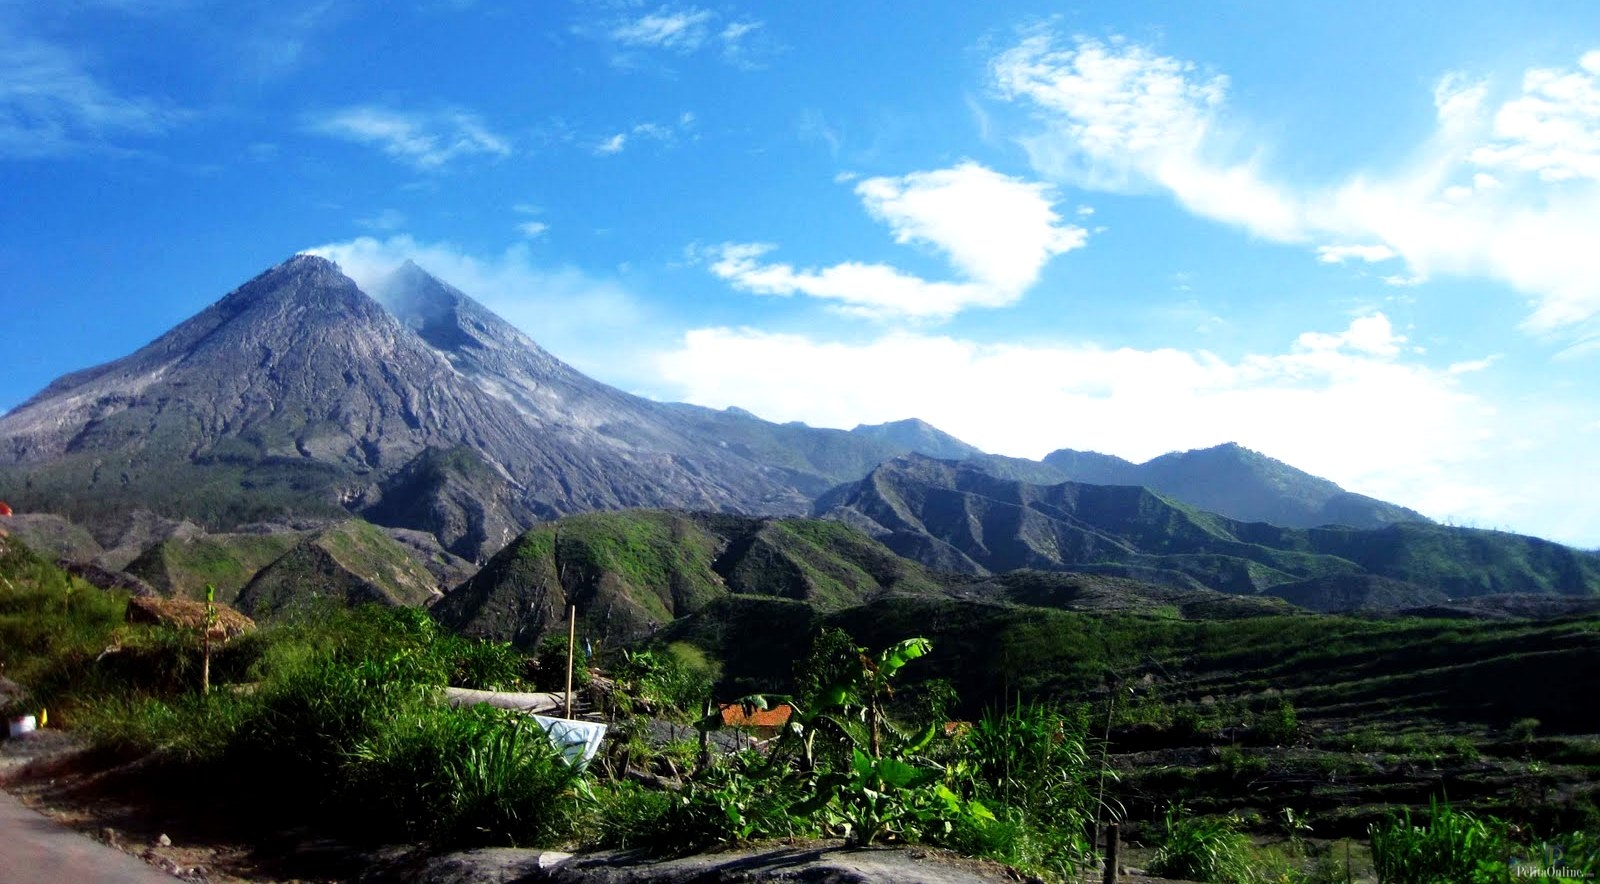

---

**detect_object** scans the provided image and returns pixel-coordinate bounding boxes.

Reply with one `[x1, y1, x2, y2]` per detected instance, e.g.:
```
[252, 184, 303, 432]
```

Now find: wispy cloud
[592, 112, 695, 155]
[706, 161, 1086, 319]
[309, 105, 511, 169]
[0, 26, 182, 158]
[1317, 244, 1398, 264]
[991, 33, 1600, 347]
[609, 6, 715, 51]
[600, 4, 767, 67]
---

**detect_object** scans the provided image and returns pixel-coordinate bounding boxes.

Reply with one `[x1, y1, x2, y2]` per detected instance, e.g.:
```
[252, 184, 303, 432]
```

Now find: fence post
[1103, 822, 1120, 884]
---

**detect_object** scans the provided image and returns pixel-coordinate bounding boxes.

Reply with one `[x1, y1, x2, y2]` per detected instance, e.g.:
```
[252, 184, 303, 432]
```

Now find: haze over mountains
[2, 253, 1593, 618]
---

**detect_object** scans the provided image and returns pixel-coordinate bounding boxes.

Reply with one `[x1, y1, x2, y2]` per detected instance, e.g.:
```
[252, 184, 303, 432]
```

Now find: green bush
[646, 751, 811, 852]
[444, 637, 528, 691]
[345, 703, 583, 846]
[1254, 700, 1298, 745]
[55, 605, 587, 848]
[1148, 806, 1258, 884]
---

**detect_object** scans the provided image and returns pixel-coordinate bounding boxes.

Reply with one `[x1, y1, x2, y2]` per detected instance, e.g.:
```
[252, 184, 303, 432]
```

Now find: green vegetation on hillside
[430, 510, 952, 649]
[124, 531, 304, 603]
[234, 519, 440, 618]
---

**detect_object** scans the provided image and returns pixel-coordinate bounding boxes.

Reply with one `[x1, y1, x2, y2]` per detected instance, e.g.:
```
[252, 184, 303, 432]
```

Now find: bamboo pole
[564, 604, 576, 719]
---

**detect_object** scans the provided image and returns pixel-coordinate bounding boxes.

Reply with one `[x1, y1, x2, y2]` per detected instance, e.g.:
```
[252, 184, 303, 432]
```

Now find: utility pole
[564, 604, 577, 719]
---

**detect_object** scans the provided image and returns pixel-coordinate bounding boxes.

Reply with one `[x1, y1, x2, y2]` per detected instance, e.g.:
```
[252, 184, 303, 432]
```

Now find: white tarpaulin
[530, 714, 607, 767]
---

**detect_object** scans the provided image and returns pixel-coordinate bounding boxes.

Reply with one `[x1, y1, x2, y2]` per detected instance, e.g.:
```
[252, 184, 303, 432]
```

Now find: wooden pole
[564, 604, 576, 719]
[1103, 822, 1120, 884]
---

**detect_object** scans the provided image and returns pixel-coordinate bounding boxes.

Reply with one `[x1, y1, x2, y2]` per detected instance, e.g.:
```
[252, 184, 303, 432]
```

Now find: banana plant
[695, 637, 990, 845]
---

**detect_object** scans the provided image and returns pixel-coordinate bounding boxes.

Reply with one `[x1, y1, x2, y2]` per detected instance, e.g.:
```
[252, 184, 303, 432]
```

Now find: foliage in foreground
[1148, 806, 1259, 884]
[1369, 798, 1597, 883]
[72, 604, 581, 846]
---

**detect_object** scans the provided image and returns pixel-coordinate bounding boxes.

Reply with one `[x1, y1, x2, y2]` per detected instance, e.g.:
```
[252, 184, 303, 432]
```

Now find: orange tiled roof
[719, 702, 794, 729]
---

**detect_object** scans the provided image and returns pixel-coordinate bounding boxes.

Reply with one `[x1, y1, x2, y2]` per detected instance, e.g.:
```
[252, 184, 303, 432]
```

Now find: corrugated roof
[719, 702, 794, 729]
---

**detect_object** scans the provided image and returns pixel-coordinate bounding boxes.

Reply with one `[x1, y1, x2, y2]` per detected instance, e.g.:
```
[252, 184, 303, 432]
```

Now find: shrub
[444, 637, 528, 691]
[1254, 700, 1298, 745]
[344, 703, 584, 846]
[584, 781, 677, 849]
[1148, 806, 1258, 884]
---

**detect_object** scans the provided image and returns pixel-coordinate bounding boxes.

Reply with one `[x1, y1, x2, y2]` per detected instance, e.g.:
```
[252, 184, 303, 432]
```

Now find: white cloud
[0, 27, 181, 157]
[707, 243, 1014, 319]
[707, 161, 1085, 319]
[991, 34, 1305, 241]
[720, 21, 760, 44]
[1317, 244, 1398, 264]
[1469, 52, 1600, 182]
[516, 221, 549, 239]
[595, 133, 627, 155]
[655, 313, 1509, 524]
[1293, 313, 1406, 358]
[1382, 274, 1427, 288]
[310, 106, 511, 169]
[1448, 355, 1500, 374]
[991, 34, 1600, 342]
[856, 161, 1088, 292]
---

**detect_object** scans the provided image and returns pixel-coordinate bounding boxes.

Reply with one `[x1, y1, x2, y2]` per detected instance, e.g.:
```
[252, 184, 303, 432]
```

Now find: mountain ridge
[816, 454, 1600, 602]
[1042, 442, 1428, 529]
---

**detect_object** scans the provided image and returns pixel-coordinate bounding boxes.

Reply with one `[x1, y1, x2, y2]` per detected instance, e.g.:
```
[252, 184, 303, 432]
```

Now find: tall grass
[345, 704, 584, 845]
[1147, 806, 1258, 884]
[1369, 798, 1597, 883]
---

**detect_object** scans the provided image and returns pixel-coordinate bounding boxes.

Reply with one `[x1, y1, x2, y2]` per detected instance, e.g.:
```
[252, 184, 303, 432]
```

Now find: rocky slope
[1043, 442, 1428, 529]
[816, 455, 1600, 601]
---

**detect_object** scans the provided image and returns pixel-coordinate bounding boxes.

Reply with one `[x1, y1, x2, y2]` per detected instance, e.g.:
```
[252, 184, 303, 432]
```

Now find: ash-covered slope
[816, 455, 1600, 601]
[0, 255, 476, 528]
[0, 255, 940, 558]
[1042, 442, 1428, 530]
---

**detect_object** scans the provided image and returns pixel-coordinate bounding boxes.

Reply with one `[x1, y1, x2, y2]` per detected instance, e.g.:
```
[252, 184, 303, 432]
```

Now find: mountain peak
[848, 418, 983, 459]
[287, 252, 339, 271]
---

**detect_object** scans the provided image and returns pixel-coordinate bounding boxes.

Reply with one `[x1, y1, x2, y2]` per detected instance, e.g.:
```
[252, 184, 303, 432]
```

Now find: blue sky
[3, 0, 1600, 547]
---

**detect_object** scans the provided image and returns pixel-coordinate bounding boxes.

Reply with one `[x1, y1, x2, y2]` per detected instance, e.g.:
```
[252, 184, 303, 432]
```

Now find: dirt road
[0, 786, 177, 883]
